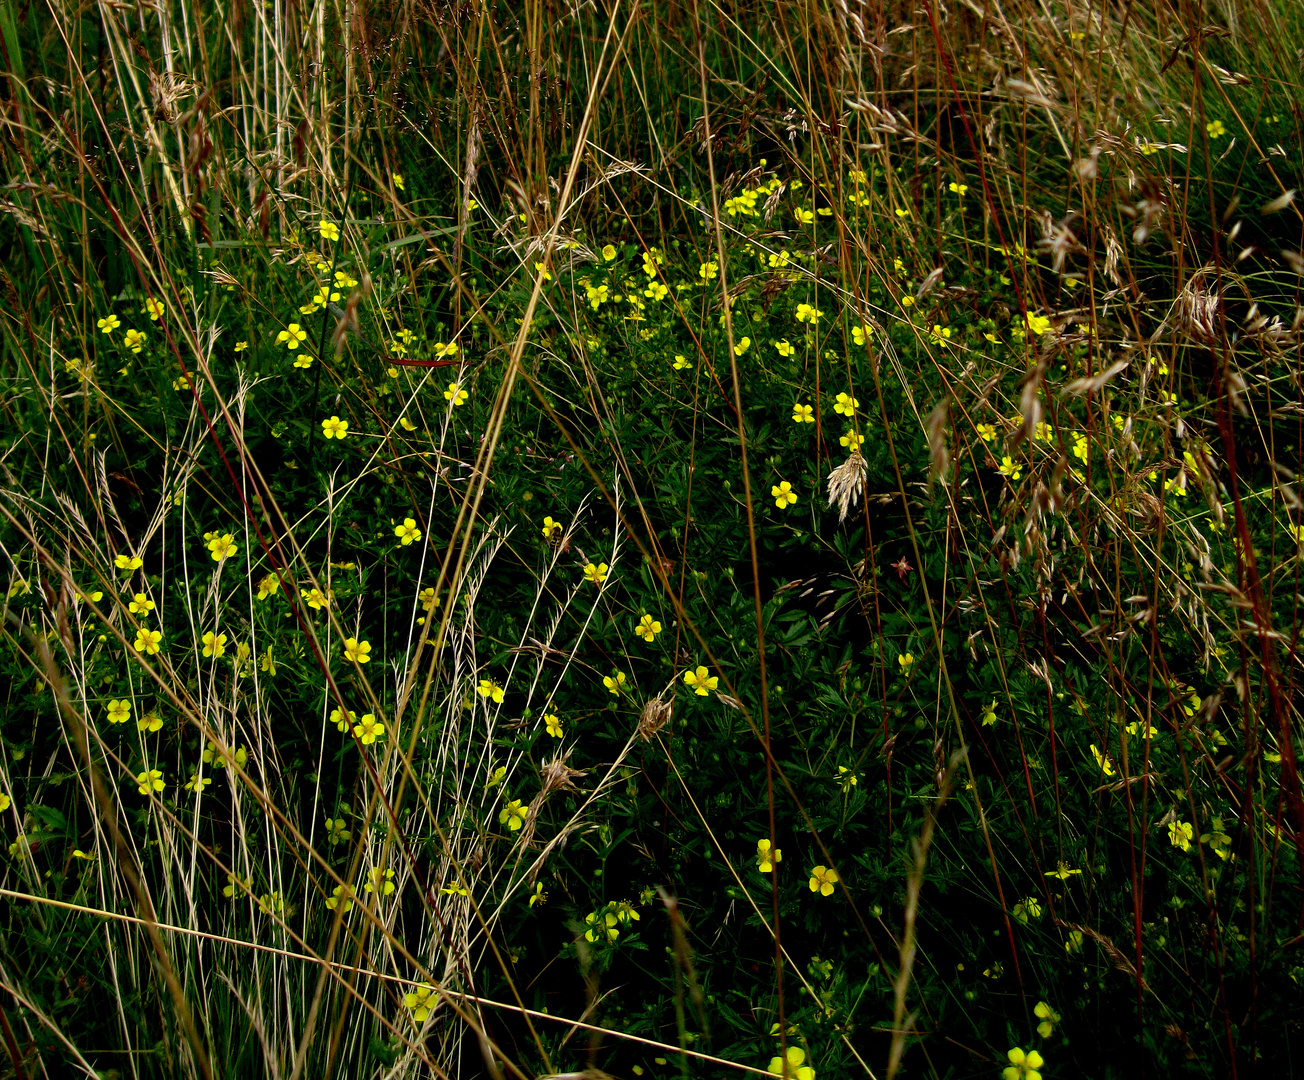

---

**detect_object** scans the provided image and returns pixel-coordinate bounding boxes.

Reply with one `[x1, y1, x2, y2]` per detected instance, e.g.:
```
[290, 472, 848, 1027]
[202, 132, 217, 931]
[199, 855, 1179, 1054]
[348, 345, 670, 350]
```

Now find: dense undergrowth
[0, 0, 1302, 1077]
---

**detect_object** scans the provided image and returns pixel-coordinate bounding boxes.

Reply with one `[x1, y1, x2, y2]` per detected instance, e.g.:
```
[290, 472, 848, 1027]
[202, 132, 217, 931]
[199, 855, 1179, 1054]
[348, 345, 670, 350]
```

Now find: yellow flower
[134, 628, 162, 655]
[201, 631, 227, 659]
[277, 323, 308, 349]
[981, 700, 998, 726]
[142, 297, 165, 321]
[128, 593, 155, 615]
[320, 415, 348, 439]
[405, 984, 436, 1023]
[352, 713, 384, 744]
[541, 516, 563, 541]
[976, 422, 998, 443]
[999, 456, 1022, 481]
[757, 838, 782, 872]
[949, 181, 968, 196]
[184, 772, 210, 792]
[392, 172, 405, 190]
[545, 712, 563, 738]
[1206, 119, 1225, 139]
[851, 324, 872, 346]
[477, 678, 505, 704]
[135, 769, 165, 795]
[733, 336, 752, 356]
[1167, 820, 1193, 852]
[0, 791, 9, 812]
[795, 303, 822, 324]
[106, 699, 132, 725]
[833, 392, 859, 417]
[768, 1045, 815, 1080]
[808, 865, 839, 895]
[1090, 744, 1115, 776]
[394, 517, 422, 546]
[300, 586, 331, 611]
[319, 218, 340, 242]
[602, 671, 627, 695]
[444, 382, 468, 406]
[897, 652, 913, 675]
[583, 562, 609, 586]
[776, 339, 794, 357]
[98, 314, 120, 334]
[672, 354, 692, 370]
[1002, 1046, 1044, 1080]
[292, 354, 313, 370]
[1033, 420, 1054, 444]
[698, 260, 718, 282]
[771, 481, 797, 509]
[124, 328, 145, 353]
[529, 882, 548, 906]
[1024, 313, 1052, 336]
[499, 799, 528, 832]
[365, 867, 397, 895]
[1044, 861, 1082, 879]
[343, 638, 371, 664]
[432, 341, 459, 358]
[1034, 1002, 1059, 1039]
[115, 554, 143, 571]
[137, 711, 163, 733]
[683, 666, 718, 696]
[836, 765, 858, 792]
[794, 207, 814, 225]
[929, 324, 952, 345]
[792, 403, 814, 423]
[634, 614, 661, 642]
[839, 430, 865, 451]
[207, 533, 238, 561]
[330, 708, 354, 732]
[325, 883, 354, 912]
[602, 243, 617, 261]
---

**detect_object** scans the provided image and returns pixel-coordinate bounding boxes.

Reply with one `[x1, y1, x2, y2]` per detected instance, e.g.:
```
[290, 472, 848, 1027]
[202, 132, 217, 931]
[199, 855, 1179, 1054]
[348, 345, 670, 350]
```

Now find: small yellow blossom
[477, 678, 505, 704]
[277, 323, 309, 349]
[394, 517, 422, 546]
[634, 614, 661, 642]
[343, 638, 371, 664]
[757, 838, 782, 872]
[320, 415, 348, 439]
[134, 628, 162, 655]
[135, 769, 165, 795]
[771, 481, 797, 509]
[808, 865, 840, 896]
[792, 403, 814, 423]
[683, 666, 718, 696]
[499, 799, 528, 832]
[583, 562, 609, 586]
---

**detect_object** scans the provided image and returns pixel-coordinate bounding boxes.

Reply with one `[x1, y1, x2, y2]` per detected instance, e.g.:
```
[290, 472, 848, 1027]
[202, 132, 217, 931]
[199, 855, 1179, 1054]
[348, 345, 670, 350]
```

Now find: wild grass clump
[0, 0, 1301, 1077]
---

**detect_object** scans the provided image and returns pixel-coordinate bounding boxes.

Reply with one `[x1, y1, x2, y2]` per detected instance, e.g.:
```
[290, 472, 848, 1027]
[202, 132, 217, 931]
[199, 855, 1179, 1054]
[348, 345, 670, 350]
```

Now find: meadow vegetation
[0, 0, 1302, 1076]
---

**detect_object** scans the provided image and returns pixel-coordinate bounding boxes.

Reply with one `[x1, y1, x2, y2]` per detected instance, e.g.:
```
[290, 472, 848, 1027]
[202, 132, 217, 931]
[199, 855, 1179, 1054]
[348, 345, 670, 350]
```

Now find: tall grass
[0, 0, 1301, 1077]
